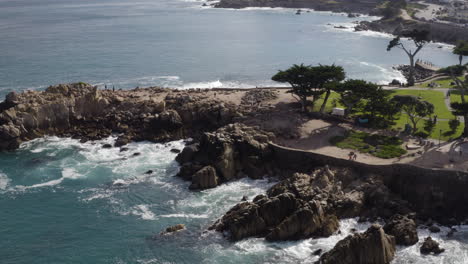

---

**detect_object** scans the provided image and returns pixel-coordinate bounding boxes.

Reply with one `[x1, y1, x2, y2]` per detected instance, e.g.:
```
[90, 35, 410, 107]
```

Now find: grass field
[330, 131, 407, 159]
[389, 89, 454, 119]
[419, 76, 465, 89]
[393, 116, 462, 141]
[313, 89, 460, 140]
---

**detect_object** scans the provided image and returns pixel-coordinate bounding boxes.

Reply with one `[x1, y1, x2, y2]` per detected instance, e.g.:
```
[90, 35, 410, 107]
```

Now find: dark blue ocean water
[1, 1, 467, 263]
[0, 0, 459, 99]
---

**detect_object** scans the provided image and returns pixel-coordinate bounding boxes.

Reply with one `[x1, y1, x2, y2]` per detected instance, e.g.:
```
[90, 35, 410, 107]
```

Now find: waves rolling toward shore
[0, 136, 467, 263]
[0, 0, 458, 98]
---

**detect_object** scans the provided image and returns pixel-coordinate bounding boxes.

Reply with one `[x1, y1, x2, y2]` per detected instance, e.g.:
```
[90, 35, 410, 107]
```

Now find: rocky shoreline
[213, 0, 381, 15]
[1, 83, 464, 263]
[212, 0, 468, 45]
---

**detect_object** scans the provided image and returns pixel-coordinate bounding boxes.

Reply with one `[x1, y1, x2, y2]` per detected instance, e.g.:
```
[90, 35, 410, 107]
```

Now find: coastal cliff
[2, 83, 465, 262]
[0, 83, 240, 151]
[214, 0, 382, 14]
[214, 0, 468, 45]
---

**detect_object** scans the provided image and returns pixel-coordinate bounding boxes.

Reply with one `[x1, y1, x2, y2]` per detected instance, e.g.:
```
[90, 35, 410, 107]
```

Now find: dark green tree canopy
[454, 41, 468, 57]
[387, 29, 430, 86]
[453, 40, 468, 65]
[392, 95, 435, 133]
[336, 79, 379, 116]
[272, 63, 345, 112]
[387, 29, 430, 52]
[272, 64, 317, 98]
[451, 102, 468, 117]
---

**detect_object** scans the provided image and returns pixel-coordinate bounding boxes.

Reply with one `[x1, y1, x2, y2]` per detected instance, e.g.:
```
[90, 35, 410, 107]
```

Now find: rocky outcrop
[214, 0, 381, 14]
[160, 224, 186, 235]
[0, 83, 241, 151]
[420, 237, 445, 255]
[383, 214, 418, 246]
[209, 191, 339, 241]
[210, 165, 415, 241]
[355, 17, 468, 45]
[189, 166, 219, 190]
[176, 123, 275, 189]
[318, 224, 396, 264]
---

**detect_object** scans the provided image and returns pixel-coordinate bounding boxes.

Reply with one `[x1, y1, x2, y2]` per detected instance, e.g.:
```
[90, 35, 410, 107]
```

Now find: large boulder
[420, 237, 445, 255]
[189, 166, 219, 190]
[318, 224, 396, 264]
[266, 200, 339, 241]
[383, 214, 418, 246]
[175, 123, 275, 185]
[210, 182, 339, 241]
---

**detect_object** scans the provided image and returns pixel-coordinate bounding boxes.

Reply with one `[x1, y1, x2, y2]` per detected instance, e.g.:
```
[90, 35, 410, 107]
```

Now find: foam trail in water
[19, 168, 83, 189]
[131, 204, 156, 220]
[0, 173, 11, 190]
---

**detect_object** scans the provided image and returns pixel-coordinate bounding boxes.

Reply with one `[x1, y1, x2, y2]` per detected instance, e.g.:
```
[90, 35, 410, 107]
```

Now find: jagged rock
[420, 237, 444, 255]
[429, 225, 441, 233]
[211, 201, 266, 241]
[175, 144, 199, 164]
[170, 148, 181, 154]
[5, 92, 18, 104]
[160, 224, 185, 235]
[383, 214, 418, 246]
[313, 249, 323, 256]
[176, 123, 275, 182]
[115, 136, 131, 147]
[318, 224, 396, 264]
[210, 183, 339, 241]
[189, 166, 219, 190]
[266, 201, 339, 241]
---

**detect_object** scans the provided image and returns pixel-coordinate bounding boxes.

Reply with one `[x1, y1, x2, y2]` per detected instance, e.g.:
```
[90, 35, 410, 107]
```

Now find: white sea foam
[131, 204, 156, 220]
[159, 213, 208, 219]
[19, 168, 83, 189]
[0, 173, 11, 190]
[359, 61, 406, 84]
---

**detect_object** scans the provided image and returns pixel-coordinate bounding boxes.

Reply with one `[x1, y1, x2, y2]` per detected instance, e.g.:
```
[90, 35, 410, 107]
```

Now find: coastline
[2, 82, 467, 262]
[210, 0, 468, 45]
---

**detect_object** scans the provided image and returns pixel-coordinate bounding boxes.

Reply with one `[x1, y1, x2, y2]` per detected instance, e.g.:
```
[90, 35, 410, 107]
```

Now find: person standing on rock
[348, 152, 354, 160]
[353, 153, 357, 161]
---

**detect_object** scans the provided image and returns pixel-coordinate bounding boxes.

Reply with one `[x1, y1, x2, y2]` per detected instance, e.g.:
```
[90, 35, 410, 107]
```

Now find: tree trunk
[300, 96, 307, 112]
[460, 55, 463, 66]
[410, 118, 418, 134]
[319, 90, 331, 113]
[462, 119, 468, 137]
[408, 55, 416, 86]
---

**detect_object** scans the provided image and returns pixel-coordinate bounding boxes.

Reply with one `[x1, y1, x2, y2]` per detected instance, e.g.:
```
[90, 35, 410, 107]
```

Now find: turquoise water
[0, 0, 459, 99]
[1, 137, 468, 263]
[1, 0, 468, 263]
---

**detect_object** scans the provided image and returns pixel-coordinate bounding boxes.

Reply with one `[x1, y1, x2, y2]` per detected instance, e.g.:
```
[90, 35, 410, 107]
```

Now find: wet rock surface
[210, 165, 413, 241]
[420, 236, 445, 255]
[176, 123, 275, 189]
[0, 83, 241, 151]
[383, 214, 418, 246]
[318, 224, 396, 264]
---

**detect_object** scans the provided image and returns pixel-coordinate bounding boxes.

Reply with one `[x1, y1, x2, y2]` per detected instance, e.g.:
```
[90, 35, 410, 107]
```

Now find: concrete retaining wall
[269, 143, 468, 221]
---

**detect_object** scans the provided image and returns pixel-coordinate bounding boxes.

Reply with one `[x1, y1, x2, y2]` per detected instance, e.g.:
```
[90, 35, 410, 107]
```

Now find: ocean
[0, 0, 459, 99]
[1, 0, 467, 263]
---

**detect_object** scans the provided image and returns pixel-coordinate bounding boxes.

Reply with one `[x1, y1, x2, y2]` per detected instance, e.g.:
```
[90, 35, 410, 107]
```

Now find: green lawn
[316, 90, 452, 119]
[393, 117, 462, 141]
[314, 89, 459, 140]
[330, 131, 407, 159]
[449, 90, 468, 105]
[389, 89, 454, 119]
[419, 76, 465, 89]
